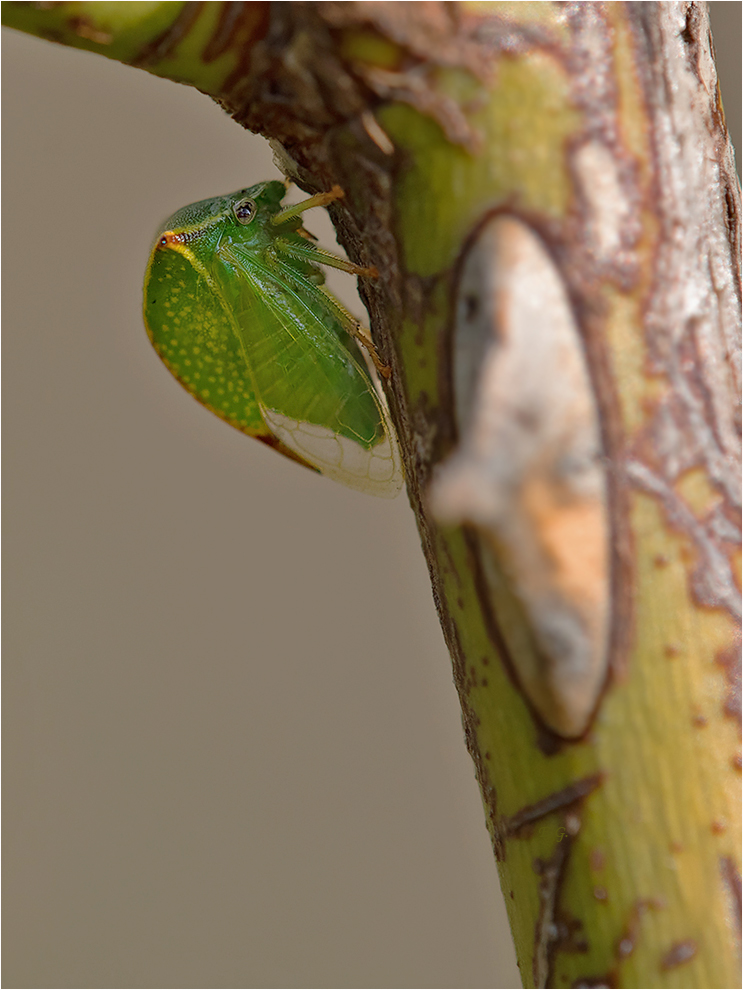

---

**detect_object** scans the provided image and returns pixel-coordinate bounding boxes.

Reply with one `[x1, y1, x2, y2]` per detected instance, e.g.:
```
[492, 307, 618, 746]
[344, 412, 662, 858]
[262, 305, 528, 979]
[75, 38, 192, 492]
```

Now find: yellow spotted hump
[144, 241, 266, 437]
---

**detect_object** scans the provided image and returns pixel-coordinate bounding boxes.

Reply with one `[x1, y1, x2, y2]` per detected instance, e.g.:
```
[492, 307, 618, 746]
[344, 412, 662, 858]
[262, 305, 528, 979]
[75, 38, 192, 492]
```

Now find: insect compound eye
[233, 198, 257, 225]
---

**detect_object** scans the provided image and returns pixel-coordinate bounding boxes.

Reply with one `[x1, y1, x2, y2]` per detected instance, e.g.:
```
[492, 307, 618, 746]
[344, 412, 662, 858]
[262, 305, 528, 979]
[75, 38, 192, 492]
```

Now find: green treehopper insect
[143, 181, 402, 497]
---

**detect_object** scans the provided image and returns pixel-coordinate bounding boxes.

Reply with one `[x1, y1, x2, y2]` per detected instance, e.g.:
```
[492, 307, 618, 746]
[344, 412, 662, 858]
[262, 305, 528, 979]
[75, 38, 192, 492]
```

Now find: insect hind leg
[318, 287, 391, 379]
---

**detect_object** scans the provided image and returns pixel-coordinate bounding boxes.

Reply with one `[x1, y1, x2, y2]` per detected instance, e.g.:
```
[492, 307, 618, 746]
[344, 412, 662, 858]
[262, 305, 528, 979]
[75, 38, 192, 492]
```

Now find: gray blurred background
[3, 6, 739, 988]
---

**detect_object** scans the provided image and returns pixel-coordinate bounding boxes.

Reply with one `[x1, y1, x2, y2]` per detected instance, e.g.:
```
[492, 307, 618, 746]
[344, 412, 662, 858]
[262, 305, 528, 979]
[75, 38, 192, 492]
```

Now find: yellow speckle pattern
[144, 245, 265, 436]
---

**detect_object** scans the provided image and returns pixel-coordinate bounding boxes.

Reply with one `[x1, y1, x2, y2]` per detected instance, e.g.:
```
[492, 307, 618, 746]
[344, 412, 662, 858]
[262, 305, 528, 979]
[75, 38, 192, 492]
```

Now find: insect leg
[276, 236, 379, 280]
[317, 286, 391, 379]
[271, 185, 345, 226]
[348, 322, 391, 379]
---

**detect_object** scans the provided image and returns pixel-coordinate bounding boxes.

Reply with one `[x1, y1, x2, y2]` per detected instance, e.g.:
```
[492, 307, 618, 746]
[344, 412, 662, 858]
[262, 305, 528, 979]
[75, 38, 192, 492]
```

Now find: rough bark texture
[4, 2, 740, 986]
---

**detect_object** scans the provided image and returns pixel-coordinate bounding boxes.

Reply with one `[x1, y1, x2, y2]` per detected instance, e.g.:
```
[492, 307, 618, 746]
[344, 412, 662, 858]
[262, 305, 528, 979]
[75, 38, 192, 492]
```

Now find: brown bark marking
[627, 459, 741, 619]
[351, 66, 480, 150]
[445, 642, 501, 857]
[68, 16, 112, 46]
[659, 937, 698, 971]
[602, 895, 669, 986]
[533, 837, 572, 989]
[203, 1, 266, 62]
[408, 389, 448, 490]
[555, 908, 590, 956]
[589, 847, 606, 871]
[575, 872, 700, 977]
[532, 825, 596, 988]
[437, 531, 463, 590]
[504, 774, 604, 838]
[720, 855, 742, 950]
[715, 633, 742, 724]
[133, 2, 207, 67]
[461, 691, 502, 861]
[615, 897, 665, 963]
[519, 775, 606, 986]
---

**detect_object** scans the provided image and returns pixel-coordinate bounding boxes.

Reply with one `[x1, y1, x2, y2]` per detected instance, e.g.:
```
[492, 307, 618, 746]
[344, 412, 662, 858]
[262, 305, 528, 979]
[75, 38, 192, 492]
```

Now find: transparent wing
[261, 408, 401, 496]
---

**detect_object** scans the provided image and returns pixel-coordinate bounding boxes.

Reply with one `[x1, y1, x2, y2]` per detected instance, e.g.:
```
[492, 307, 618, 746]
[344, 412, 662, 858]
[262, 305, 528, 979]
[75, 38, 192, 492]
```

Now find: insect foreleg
[271, 185, 345, 226]
[275, 236, 379, 280]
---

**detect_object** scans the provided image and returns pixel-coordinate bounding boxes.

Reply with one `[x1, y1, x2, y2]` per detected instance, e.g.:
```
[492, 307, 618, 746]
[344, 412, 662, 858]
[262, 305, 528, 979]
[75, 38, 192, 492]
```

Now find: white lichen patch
[430, 215, 610, 737]
[574, 140, 630, 261]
